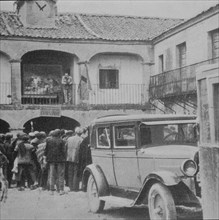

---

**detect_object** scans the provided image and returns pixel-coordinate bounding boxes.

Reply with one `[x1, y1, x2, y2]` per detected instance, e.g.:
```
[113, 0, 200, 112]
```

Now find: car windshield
[140, 123, 198, 147]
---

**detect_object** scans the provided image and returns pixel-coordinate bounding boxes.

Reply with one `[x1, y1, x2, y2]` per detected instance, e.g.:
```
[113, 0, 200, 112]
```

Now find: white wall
[88, 53, 144, 104]
[154, 13, 219, 75]
[0, 53, 11, 104]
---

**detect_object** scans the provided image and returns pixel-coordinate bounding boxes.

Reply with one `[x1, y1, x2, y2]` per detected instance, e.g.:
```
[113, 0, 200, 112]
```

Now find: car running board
[99, 196, 134, 207]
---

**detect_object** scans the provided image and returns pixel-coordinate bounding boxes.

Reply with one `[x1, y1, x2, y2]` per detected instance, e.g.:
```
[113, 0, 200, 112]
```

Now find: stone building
[150, 4, 219, 114]
[0, 0, 218, 134]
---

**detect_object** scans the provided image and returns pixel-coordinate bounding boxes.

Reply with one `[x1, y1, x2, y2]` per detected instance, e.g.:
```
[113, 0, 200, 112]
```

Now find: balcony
[0, 83, 147, 108]
[149, 57, 219, 99]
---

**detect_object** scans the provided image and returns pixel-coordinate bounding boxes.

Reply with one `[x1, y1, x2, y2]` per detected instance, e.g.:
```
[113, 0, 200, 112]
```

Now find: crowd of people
[0, 127, 91, 195]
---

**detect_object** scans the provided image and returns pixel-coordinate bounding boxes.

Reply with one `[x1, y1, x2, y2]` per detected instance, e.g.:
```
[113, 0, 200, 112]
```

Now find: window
[159, 55, 164, 73]
[177, 42, 186, 68]
[114, 125, 136, 148]
[97, 127, 110, 148]
[99, 69, 119, 89]
[213, 83, 219, 142]
[140, 123, 197, 146]
[211, 29, 219, 59]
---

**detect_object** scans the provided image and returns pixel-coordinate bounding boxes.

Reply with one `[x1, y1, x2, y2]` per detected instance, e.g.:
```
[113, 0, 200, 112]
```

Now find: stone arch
[0, 50, 11, 60]
[20, 50, 80, 105]
[88, 52, 144, 63]
[23, 116, 80, 134]
[88, 52, 145, 97]
[20, 49, 79, 61]
[0, 119, 10, 133]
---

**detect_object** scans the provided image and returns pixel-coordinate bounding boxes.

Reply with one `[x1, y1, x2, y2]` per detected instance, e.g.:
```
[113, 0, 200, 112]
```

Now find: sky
[0, 0, 218, 19]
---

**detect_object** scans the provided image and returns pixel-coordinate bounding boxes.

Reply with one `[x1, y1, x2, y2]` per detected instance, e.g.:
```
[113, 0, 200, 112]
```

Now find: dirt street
[0, 188, 149, 220]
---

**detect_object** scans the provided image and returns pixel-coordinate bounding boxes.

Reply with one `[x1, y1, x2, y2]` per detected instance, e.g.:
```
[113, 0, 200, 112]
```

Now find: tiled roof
[79, 13, 183, 41]
[0, 11, 97, 39]
[0, 10, 183, 41]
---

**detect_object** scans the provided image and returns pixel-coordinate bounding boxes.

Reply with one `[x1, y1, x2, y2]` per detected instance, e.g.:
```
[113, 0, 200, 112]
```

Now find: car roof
[91, 114, 197, 125]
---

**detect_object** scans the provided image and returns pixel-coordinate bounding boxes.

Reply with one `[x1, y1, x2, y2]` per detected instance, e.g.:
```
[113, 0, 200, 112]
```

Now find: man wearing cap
[4, 133, 14, 187]
[14, 134, 37, 190]
[66, 127, 83, 191]
[36, 132, 48, 190]
[44, 129, 66, 195]
[0, 134, 6, 155]
[63, 130, 73, 187]
[28, 132, 35, 143]
[78, 127, 92, 180]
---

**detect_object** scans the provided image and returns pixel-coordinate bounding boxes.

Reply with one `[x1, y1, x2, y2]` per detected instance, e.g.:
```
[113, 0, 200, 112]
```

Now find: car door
[90, 125, 117, 186]
[112, 123, 142, 189]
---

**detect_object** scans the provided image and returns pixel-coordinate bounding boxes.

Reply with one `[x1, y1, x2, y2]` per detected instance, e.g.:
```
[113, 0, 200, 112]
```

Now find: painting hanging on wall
[22, 64, 62, 96]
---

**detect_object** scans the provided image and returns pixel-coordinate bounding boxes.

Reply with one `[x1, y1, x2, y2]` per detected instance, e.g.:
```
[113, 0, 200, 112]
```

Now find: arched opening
[23, 116, 80, 134]
[21, 50, 78, 105]
[0, 119, 10, 133]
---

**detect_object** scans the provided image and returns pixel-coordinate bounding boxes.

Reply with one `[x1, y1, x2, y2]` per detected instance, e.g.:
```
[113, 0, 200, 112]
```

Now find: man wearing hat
[14, 134, 37, 190]
[4, 133, 14, 187]
[44, 129, 66, 195]
[65, 127, 83, 191]
[0, 134, 6, 155]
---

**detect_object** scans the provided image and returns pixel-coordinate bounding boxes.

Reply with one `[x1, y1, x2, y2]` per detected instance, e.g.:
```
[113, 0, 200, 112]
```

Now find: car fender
[82, 164, 110, 197]
[134, 171, 181, 205]
[145, 171, 181, 186]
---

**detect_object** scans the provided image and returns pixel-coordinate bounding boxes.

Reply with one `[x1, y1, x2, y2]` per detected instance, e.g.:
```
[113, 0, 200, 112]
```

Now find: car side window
[114, 125, 136, 148]
[140, 125, 152, 145]
[97, 127, 110, 148]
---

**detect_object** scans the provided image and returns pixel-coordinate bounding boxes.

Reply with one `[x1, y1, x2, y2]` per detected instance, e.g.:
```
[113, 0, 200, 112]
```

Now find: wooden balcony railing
[20, 83, 146, 106]
[149, 57, 219, 99]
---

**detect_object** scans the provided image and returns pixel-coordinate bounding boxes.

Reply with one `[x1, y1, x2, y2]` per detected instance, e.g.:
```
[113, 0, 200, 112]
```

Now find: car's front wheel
[87, 174, 105, 213]
[148, 182, 177, 220]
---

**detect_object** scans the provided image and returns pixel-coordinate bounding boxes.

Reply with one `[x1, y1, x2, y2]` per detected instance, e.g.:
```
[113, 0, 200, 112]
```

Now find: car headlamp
[181, 159, 197, 177]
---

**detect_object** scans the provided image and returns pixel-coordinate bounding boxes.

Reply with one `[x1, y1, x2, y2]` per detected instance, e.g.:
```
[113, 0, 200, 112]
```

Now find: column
[9, 128, 24, 137]
[10, 59, 22, 105]
[142, 62, 154, 104]
[77, 61, 91, 104]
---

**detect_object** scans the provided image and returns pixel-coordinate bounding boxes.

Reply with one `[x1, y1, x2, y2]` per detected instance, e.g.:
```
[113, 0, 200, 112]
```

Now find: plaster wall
[0, 39, 151, 63]
[0, 108, 148, 132]
[89, 54, 143, 84]
[88, 54, 145, 104]
[0, 53, 11, 104]
[153, 13, 219, 75]
[0, 53, 11, 83]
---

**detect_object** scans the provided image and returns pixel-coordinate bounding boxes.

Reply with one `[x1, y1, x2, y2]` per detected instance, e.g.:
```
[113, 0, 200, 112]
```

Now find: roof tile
[0, 10, 183, 41]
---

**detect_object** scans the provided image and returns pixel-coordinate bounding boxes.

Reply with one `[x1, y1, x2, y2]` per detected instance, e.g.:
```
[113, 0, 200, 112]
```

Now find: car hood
[139, 145, 198, 159]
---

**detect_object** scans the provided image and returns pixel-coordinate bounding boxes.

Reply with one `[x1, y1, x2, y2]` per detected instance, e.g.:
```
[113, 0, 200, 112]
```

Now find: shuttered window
[178, 42, 186, 68]
[213, 83, 219, 142]
[99, 69, 119, 89]
[212, 29, 219, 59]
[159, 55, 164, 73]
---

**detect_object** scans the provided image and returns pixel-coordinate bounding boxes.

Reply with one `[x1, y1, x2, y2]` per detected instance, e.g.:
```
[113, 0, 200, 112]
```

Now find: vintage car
[82, 114, 202, 220]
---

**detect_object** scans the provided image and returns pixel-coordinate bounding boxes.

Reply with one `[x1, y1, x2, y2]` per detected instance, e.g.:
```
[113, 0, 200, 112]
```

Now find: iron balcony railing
[149, 57, 219, 99]
[21, 83, 146, 105]
[0, 82, 11, 104]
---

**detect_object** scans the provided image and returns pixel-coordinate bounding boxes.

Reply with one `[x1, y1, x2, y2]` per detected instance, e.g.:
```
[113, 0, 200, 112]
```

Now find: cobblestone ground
[0, 188, 149, 220]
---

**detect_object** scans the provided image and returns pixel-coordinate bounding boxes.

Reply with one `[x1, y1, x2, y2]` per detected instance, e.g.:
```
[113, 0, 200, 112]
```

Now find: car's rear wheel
[148, 183, 177, 220]
[87, 174, 105, 213]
